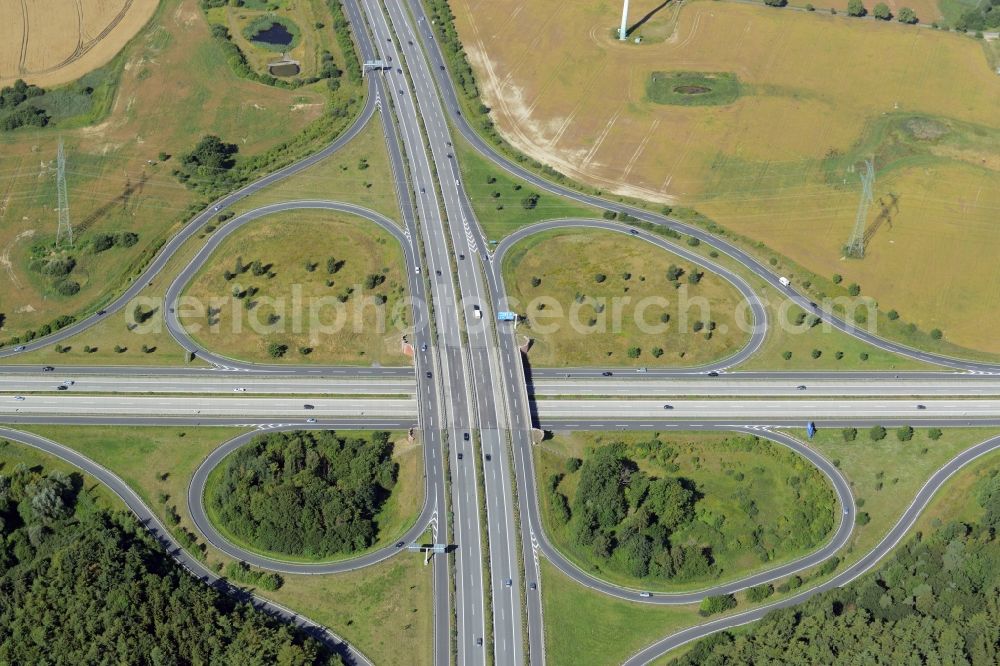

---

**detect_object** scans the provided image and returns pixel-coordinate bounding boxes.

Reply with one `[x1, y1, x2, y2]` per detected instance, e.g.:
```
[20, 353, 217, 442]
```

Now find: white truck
[778, 276, 791, 287]
[472, 305, 482, 319]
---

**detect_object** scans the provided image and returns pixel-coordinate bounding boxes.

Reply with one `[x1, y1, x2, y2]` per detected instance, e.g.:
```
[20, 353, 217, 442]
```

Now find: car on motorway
[476, 638, 483, 647]
[57, 385, 68, 391]
[420, 186, 425, 193]
[395, 541, 405, 548]
[62, 380, 74, 386]
[505, 578, 512, 587]
[42, 366, 54, 372]
[233, 387, 247, 392]
[472, 305, 482, 319]
[463, 432, 470, 441]
[425, 371, 432, 378]
[306, 418, 317, 423]
[796, 385, 807, 390]
[484, 453, 491, 461]
[458, 253, 465, 260]
[13, 396, 24, 401]
[457, 452, 463, 460]
[435, 269, 442, 276]
[97, 309, 106, 315]
[529, 582, 537, 590]
[13, 345, 25, 351]
[421, 343, 428, 352]
[213, 205, 220, 212]
[637, 367, 647, 373]
[415, 266, 421, 274]
[629, 229, 639, 235]
[303, 404, 315, 409]
[707, 371, 719, 377]
[639, 592, 652, 598]
[601, 371, 613, 377]
[917, 404, 927, 410]
[663, 404, 673, 410]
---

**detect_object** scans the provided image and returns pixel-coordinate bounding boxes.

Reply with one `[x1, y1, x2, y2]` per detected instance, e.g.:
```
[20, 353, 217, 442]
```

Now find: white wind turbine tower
[619, 0, 630, 40]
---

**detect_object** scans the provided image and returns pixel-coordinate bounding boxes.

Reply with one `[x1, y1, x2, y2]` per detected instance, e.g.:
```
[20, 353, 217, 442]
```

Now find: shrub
[782, 351, 792, 360]
[811, 349, 822, 359]
[886, 309, 899, 320]
[872, 2, 891, 19]
[896, 425, 914, 442]
[267, 343, 288, 358]
[869, 425, 887, 441]
[847, 283, 861, 296]
[520, 194, 540, 210]
[686, 237, 700, 247]
[54, 280, 81, 296]
[594, 273, 607, 283]
[856, 511, 871, 525]
[602, 210, 618, 220]
[847, 0, 866, 15]
[835, 351, 844, 360]
[627, 347, 641, 359]
[693, 321, 704, 332]
[897, 6, 917, 22]
[566, 458, 582, 473]
[804, 2, 815, 9]
[859, 352, 869, 361]
[832, 273, 843, 284]
[699, 594, 737, 617]
[928, 428, 943, 441]
[651, 347, 664, 358]
[746, 583, 774, 602]
[530, 276, 541, 287]
[842, 428, 858, 442]
[930, 328, 943, 340]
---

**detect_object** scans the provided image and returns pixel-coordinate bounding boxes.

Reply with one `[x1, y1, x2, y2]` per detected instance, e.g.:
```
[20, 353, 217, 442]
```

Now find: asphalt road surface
[532, 377, 1000, 396]
[0, 374, 414, 395]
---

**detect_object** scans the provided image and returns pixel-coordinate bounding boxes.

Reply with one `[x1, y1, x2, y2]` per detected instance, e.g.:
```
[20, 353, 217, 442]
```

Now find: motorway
[0, 0, 999, 663]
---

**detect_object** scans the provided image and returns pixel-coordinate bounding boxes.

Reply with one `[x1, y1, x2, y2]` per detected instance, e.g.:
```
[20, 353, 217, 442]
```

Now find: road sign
[497, 311, 516, 322]
[807, 421, 817, 439]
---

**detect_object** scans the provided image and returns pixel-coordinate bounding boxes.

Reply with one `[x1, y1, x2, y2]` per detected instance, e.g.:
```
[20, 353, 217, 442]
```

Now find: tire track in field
[20, 0, 136, 78]
[582, 105, 624, 168]
[17, 0, 29, 74]
[622, 118, 660, 182]
[548, 60, 610, 149]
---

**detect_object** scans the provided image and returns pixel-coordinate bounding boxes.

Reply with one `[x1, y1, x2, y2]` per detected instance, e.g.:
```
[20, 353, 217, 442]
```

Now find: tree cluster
[563, 443, 711, 581]
[209, 430, 398, 558]
[954, 0, 999, 31]
[0, 456, 339, 665]
[672, 475, 1000, 664]
[175, 135, 240, 192]
[0, 79, 49, 131]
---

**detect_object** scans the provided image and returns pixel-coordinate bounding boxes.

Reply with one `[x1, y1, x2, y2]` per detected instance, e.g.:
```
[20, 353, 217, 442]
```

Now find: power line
[845, 159, 874, 259]
[55, 138, 73, 249]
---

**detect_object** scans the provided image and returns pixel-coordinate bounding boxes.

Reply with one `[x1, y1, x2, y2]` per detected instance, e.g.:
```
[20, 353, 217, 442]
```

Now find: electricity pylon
[845, 159, 873, 259]
[55, 139, 73, 248]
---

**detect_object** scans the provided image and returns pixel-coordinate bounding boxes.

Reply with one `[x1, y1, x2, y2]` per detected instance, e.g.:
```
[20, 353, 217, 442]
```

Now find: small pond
[250, 22, 294, 46]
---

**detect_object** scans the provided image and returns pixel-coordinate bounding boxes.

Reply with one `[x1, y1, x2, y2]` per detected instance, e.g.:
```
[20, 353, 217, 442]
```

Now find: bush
[896, 425, 914, 442]
[530, 276, 542, 287]
[832, 273, 843, 284]
[521, 194, 540, 210]
[651, 347, 664, 358]
[930, 328, 943, 340]
[886, 309, 899, 320]
[699, 594, 737, 617]
[782, 351, 792, 360]
[566, 458, 582, 473]
[859, 352, 869, 361]
[847, 0, 866, 15]
[602, 210, 618, 220]
[869, 425, 887, 441]
[847, 283, 861, 296]
[897, 6, 918, 22]
[686, 237, 700, 247]
[54, 280, 81, 296]
[928, 428, 943, 441]
[267, 342, 288, 358]
[842, 428, 858, 442]
[627, 347, 641, 359]
[594, 273, 607, 283]
[226, 561, 284, 591]
[811, 349, 822, 359]
[856, 511, 871, 525]
[746, 583, 774, 602]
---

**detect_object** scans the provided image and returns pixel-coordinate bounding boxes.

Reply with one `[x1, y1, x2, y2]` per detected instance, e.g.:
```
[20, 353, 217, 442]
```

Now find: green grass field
[232, 113, 402, 223]
[536, 430, 836, 591]
[806, 426, 1000, 562]
[646, 71, 741, 106]
[503, 228, 750, 367]
[455, 138, 598, 241]
[180, 209, 410, 366]
[202, 433, 424, 563]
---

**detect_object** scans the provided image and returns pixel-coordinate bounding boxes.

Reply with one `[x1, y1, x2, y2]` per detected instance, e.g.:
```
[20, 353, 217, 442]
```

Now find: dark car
[303, 404, 315, 410]
[663, 404, 673, 410]
[476, 638, 483, 647]
[457, 452, 464, 460]
[42, 366, 54, 372]
[917, 404, 927, 410]
[796, 385, 807, 390]
[629, 229, 639, 235]
[96, 310, 106, 315]
[601, 371, 613, 377]
[463, 432, 470, 442]
[529, 582, 537, 590]
[458, 254, 465, 260]
[426, 371, 433, 378]
[484, 453, 491, 461]
[707, 371, 719, 377]
[436, 269, 442, 276]
[395, 541, 405, 548]
[57, 385, 68, 390]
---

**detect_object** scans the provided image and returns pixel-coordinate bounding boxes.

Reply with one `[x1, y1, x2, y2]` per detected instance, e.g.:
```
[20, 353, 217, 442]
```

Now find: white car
[62, 380, 74, 386]
[415, 266, 421, 274]
[13, 345, 25, 352]
[233, 387, 247, 392]
[306, 418, 317, 423]
[13, 396, 25, 401]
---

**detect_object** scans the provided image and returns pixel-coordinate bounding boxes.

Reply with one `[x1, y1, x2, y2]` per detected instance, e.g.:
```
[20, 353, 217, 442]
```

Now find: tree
[897, 6, 918, 22]
[896, 425, 914, 441]
[847, 0, 866, 15]
[842, 427, 858, 442]
[873, 2, 892, 19]
[782, 351, 792, 360]
[521, 194, 540, 210]
[594, 273, 607, 283]
[930, 328, 943, 340]
[266, 342, 288, 358]
[764, 0, 788, 6]
[666, 265, 684, 281]
[847, 283, 861, 296]
[832, 273, 843, 284]
[928, 428, 943, 440]
[651, 347, 664, 358]
[181, 135, 238, 174]
[886, 309, 900, 320]
[566, 457, 582, 473]
[627, 346, 641, 358]
[811, 349, 822, 359]
[746, 584, 774, 602]
[869, 425, 887, 441]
